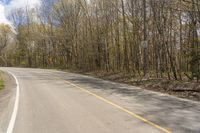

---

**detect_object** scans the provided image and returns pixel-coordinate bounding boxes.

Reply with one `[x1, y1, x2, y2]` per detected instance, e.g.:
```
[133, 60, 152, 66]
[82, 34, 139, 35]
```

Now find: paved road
[0, 68, 200, 133]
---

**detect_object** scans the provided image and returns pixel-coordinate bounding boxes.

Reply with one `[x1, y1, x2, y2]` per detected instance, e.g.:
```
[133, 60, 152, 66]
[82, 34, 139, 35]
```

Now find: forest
[0, 0, 200, 82]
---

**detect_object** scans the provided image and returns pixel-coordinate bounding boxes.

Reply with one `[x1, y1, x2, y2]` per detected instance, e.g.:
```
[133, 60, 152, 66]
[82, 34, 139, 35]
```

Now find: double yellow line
[63, 80, 172, 133]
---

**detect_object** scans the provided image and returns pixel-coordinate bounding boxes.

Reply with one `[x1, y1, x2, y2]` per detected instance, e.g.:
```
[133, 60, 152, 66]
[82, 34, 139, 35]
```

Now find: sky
[0, 0, 41, 25]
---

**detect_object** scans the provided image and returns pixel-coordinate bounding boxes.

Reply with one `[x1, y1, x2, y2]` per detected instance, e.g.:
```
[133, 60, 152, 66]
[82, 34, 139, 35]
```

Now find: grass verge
[0, 72, 4, 90]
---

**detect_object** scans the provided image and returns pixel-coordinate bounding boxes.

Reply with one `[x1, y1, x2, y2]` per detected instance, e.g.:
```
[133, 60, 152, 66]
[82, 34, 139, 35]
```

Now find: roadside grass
[0, 72, 4, 90]
[0, 80, 4, 90]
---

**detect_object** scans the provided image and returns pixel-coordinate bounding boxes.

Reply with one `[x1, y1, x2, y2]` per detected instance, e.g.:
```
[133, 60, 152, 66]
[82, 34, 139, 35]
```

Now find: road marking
[64, 80, 172, 133]
[6, 71, 19, 133]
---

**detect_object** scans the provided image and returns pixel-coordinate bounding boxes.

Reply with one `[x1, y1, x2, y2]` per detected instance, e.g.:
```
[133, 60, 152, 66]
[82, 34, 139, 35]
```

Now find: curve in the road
[6, 71, 20, 133]
[63, 80, 172, 133]
[4, 69, 171, 133]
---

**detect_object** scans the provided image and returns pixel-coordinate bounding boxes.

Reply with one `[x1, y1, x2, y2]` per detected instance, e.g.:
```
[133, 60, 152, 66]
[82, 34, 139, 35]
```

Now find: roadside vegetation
[0, 72, 4, 91]
[0, 0, 199, 100]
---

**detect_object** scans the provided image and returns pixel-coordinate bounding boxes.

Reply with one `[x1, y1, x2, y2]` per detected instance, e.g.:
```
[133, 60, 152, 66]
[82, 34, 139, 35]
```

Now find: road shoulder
[62, 70, 200, 101]
[0, 71, 16, 133]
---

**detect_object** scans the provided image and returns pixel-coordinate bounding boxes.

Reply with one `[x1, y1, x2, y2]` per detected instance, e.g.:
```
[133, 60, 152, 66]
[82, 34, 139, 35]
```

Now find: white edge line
[6, 71, 19, 133]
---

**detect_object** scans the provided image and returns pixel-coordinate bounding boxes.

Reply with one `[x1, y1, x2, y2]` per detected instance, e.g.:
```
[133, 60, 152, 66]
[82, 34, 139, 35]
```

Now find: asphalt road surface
[0, 68, 200, 133]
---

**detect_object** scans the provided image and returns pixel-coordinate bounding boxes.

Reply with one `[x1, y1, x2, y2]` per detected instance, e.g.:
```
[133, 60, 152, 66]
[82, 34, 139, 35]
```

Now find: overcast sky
[0, 0, 41, 25]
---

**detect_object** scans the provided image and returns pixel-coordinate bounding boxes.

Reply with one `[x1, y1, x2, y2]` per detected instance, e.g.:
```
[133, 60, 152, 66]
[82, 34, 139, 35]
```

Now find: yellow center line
[63, 80, 172, 133]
